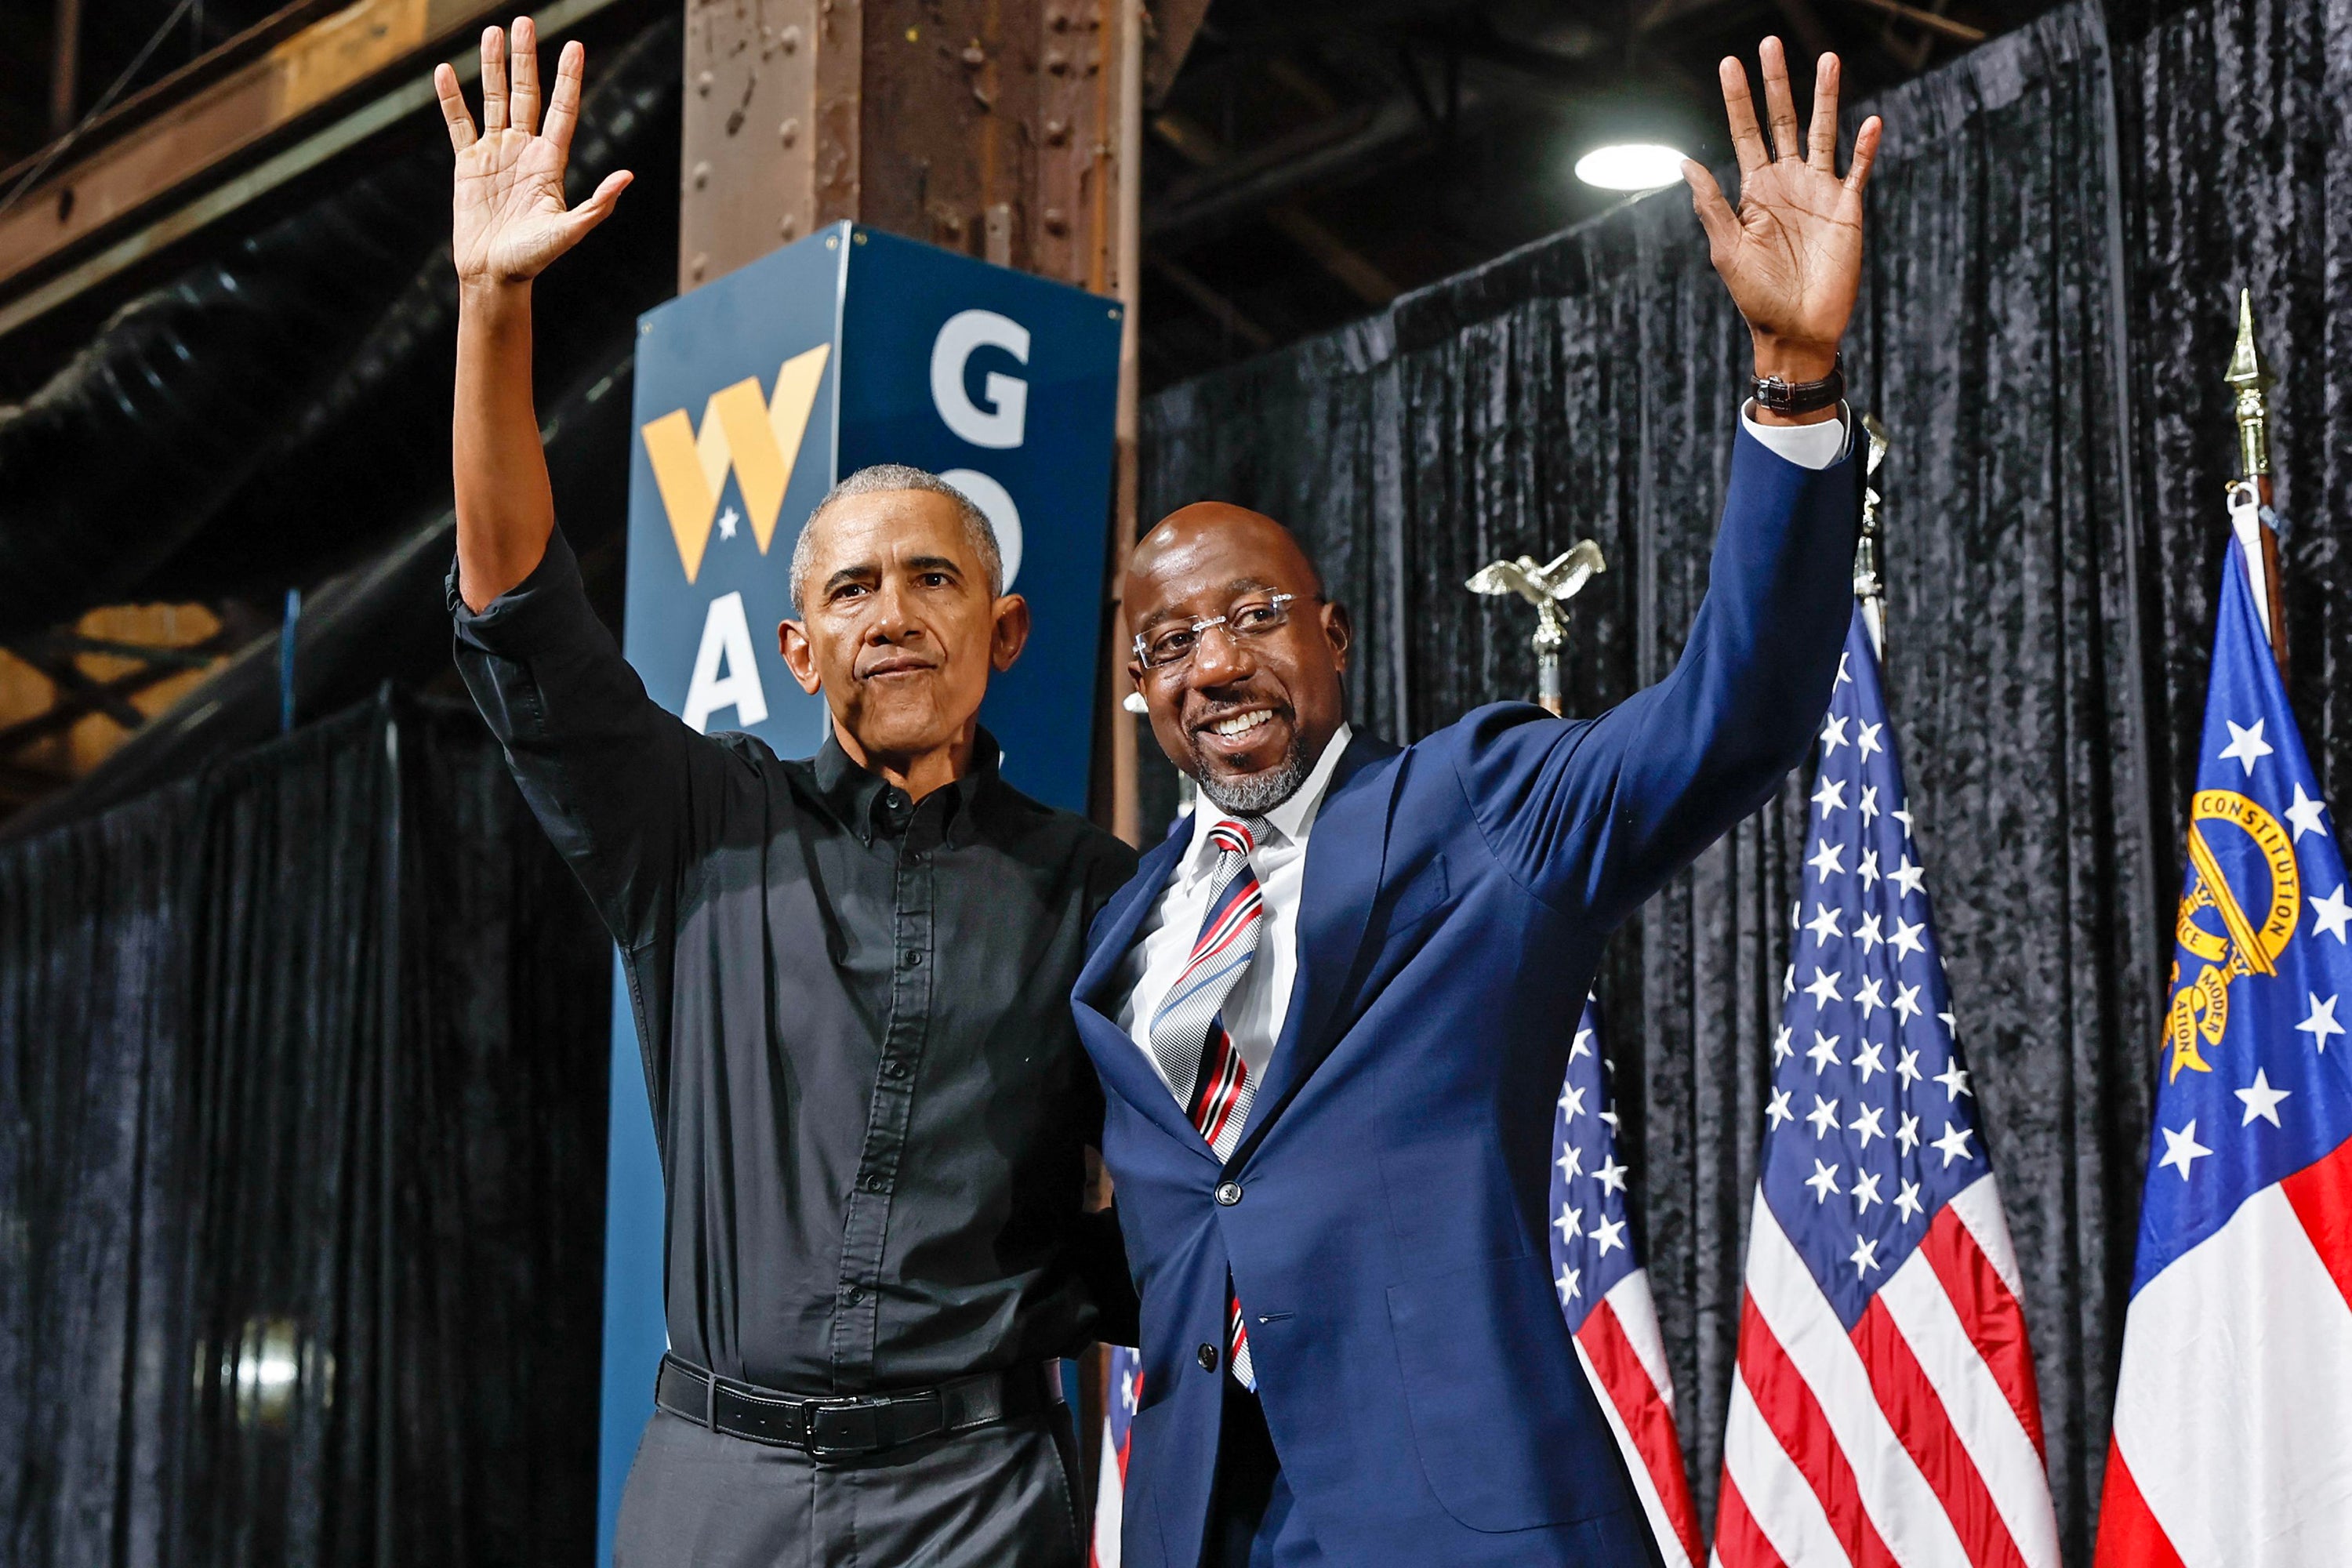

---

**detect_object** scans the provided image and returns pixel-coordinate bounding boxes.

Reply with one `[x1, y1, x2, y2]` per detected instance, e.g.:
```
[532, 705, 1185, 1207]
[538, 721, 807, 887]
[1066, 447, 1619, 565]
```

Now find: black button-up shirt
[450, 530, 1137, 1393]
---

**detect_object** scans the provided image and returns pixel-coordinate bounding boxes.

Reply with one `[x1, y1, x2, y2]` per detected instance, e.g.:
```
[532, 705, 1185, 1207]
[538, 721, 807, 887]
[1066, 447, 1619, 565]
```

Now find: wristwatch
[1751, 354, 1846, 416]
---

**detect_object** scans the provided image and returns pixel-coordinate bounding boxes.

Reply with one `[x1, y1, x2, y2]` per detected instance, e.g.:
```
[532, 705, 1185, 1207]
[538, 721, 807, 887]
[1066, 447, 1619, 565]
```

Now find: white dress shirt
[1112, 407, 1846, 1105]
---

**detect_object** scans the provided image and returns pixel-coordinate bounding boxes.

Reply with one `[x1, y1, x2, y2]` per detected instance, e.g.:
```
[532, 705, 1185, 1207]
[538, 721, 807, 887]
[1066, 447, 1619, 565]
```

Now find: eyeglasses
[1133, 592, 1299, 673]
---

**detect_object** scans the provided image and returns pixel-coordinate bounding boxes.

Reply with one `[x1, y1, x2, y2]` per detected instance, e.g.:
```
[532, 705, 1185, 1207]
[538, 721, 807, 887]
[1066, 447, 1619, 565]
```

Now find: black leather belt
[655, 1353, 1058, 1458]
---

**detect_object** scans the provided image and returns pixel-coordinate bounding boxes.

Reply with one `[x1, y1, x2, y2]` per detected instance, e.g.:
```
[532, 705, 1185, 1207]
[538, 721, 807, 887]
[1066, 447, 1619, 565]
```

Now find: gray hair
[788, 464, 1004, 613]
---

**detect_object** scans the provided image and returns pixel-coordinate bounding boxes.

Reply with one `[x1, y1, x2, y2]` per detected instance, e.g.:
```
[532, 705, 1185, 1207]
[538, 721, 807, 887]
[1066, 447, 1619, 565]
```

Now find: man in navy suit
[1074, 39, 1882, 1568]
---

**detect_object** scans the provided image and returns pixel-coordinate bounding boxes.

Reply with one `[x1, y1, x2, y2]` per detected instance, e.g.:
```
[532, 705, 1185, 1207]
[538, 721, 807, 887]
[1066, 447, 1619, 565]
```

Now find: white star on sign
[1570, 1027, 1594, 1061]
[1860, 784, 1880, 824]
[1853, 1040, 1886, 1083]
[1857, 721, 1884, 760]
[1889, 917, 1927, 960]
[1857, 911, 1885, 950]
[1893, 1180, 1924, 1222]
[2220, 717, 2273, 776]
[1934, 1061, 1973, 1101]
[1849, 1103, 1886, 1148]
[1807, 904, 1846, 943]
[1592, 1217, 1627, 1256]
[1890, 856, 1926, 898]
[2298, 993, 2345, 1052]
[1896, 1112, 1922, 1156]
[1857, 850, 1882, 890]
[2237, 1068, 2292, 1127]
[1932, 1121, 1976, 1167]
[1855, 976, 1885, 1019]
[1809, 840, 1847, 882]
[1852, 1170, 1883, 1214]
[1552, 1203, 1584, 1242]
[1559, 1083, 1587, 1120]
[1892, 982, 1924, 1026]
[1766, 1087, 1795, 1129]
[1556, 1145, 1584, 1181]
[1807, 1094, 1842, 1138]
[1813, 777, 1848, 817]
[1821, 713, 1849, 753]
[1806, 1159, 1842, 1202]
[2157, 1120, 2211, 1180]
[1595, 1155, 1628, 1194]
[1556, 1266, 1581, 1304]
[1808, 1031, 1843, 1072]
[2312, 885, 2351, 945]
[1805, 969, 1845, 1007]
[1773, 1025, 1795, 1064]
[2286, 783, 2330, 843]
[1849, 1236, 1882, 1277]
[716, 506, 742, 541]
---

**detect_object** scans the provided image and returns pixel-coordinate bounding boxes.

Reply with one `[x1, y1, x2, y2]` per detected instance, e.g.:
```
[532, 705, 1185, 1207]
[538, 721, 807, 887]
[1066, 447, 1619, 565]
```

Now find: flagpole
[2223, 288, 2290, 673]
[1853, 416, 1890, 659]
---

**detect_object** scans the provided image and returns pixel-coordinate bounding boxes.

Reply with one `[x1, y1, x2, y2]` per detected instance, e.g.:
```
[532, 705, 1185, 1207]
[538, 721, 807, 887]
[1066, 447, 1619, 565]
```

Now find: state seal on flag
[2169, 787, 2303, 1081]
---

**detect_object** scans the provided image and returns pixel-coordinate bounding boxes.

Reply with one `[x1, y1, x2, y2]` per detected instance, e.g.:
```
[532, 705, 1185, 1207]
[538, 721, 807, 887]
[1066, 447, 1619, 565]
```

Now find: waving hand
[1683, 40, 1882, 387]
[435, 20, 632, 285]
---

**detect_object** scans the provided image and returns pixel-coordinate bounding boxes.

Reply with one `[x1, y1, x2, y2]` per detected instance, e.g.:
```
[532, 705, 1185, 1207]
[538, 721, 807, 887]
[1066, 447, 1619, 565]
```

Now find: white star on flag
[2157, 1120, 2211, 1180]
[2220, 717, 2273, 775]
[1930, 1122, 1975, 1167]
[1592, 1217, 1626, 1256]
[1806, 1160, 1842, 1201]
[1889, 856, 1926, 898]
[1856, 721, 1883, 760]
[2312, 885, 2351, 945]
[1889, 917, 1927, 959]
[1806, 904, 1844, 942]
[1821, 713, 1849, 753]
[2286, 782, 2329, 841]
[1559, 1083, 1587, 1120]
[1934, 1061, 1972, 1101]
[1807, 1031, 1842, 1071]
[1809, 840, 1846, 881]
[1767, 1088, 1795, 1129]
[2235, 1069, 2291, 1127]
[1553, 1203, 1584, 1242]
[2297, 993, 2344, 1051]
[1806, 1094, 1841, 1137]
[1813, 778, 1848, 816]
[1804, 969, 1844, 1007]
[1848, 1236, 1881, 1276]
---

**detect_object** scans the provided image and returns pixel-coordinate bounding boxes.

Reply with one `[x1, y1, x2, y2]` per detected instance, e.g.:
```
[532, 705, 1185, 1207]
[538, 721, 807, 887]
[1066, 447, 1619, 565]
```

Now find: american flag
[1090, 1345, 1142, 1566]
[2095, 538, 2352, 1564]
[1714, 610, 2060, 1568]
[1552, 996, 1703, 1566]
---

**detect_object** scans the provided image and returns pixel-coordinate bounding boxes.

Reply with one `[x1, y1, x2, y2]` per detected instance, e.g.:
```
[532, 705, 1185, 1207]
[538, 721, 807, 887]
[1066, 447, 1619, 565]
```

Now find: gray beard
[1192, 731, 1312, 817]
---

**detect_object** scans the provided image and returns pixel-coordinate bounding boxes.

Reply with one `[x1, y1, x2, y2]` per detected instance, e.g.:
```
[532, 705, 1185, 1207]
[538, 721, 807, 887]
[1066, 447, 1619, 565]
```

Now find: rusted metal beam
[0, 0, 631, 339]
[0, 0, 520, 296]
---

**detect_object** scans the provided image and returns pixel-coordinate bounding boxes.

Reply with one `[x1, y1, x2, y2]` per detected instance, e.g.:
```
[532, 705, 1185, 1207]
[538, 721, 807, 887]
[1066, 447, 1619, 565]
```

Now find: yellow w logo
[639, 344, 832, 583]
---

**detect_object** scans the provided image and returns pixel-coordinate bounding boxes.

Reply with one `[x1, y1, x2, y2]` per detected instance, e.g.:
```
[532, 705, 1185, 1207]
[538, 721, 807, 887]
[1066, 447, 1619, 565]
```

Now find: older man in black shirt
[434, 24, 1135, 1566]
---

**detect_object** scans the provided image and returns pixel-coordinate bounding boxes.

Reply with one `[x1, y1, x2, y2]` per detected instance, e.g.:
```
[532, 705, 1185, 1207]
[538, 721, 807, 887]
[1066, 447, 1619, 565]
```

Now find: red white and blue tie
[1149, 816, 1266, 1389]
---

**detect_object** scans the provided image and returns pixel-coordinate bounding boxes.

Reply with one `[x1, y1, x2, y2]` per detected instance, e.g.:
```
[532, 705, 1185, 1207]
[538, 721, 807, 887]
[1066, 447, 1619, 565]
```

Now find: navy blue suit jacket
[1073, 426, 1862, 1566]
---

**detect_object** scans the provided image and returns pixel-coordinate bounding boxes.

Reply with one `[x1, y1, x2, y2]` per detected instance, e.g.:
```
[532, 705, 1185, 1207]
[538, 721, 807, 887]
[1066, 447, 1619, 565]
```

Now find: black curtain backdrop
[1141, 2, 2342, 1559]
[0, 694, 610, 1566]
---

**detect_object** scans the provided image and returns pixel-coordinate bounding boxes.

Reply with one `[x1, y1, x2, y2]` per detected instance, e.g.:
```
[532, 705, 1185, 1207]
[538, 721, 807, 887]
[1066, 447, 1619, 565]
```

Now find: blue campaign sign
[596, 224, 1120, 1560]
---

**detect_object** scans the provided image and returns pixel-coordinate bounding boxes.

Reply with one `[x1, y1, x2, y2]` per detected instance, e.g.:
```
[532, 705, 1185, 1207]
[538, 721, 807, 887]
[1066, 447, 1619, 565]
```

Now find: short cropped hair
[789, 464, 1004, 612]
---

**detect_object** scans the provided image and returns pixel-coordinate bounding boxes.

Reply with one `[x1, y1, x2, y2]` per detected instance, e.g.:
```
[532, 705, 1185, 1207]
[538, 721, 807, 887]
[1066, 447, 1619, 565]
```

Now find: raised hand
[436, 20, 632, 286]
[1682, 39, 1882, 384]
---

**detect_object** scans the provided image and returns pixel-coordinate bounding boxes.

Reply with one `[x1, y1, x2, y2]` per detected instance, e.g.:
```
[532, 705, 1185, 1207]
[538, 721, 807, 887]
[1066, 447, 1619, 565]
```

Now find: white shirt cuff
[1740, 401, 1851, 471]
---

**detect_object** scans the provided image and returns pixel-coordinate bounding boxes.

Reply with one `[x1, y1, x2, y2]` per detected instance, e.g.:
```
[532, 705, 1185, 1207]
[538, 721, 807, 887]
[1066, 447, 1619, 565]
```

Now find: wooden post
[49, 0, 82, 138]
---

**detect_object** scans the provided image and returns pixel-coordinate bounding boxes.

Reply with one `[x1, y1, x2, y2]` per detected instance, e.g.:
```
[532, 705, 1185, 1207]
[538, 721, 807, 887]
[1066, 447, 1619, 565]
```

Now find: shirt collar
[1181, 721, 1355, 879]
[814, 724, 1001, 846]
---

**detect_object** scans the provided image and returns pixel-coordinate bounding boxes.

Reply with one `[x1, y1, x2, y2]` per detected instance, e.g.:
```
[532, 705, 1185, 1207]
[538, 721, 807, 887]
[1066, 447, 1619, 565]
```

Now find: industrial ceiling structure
[0, 0, 2061, 829]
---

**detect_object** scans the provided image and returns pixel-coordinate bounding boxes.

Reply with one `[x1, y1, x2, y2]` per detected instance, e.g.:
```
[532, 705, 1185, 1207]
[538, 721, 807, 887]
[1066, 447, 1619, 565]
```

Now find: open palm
[436, 21, 631, 285]
[1684, 41, 1882, 367]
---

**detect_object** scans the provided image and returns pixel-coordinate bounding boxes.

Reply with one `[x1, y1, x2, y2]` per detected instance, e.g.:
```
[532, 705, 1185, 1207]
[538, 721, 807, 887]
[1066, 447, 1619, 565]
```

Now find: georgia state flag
[2096, 539, 2352, 1565]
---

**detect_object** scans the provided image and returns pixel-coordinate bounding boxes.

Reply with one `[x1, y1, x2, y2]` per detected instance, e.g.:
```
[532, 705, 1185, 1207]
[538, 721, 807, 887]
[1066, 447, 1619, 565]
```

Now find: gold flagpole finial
[2224, 287, 2273, 481]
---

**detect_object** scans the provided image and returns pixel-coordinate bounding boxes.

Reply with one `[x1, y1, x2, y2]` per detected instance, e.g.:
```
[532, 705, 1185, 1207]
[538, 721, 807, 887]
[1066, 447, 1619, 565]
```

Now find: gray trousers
[613, 1405, 1087, 1568]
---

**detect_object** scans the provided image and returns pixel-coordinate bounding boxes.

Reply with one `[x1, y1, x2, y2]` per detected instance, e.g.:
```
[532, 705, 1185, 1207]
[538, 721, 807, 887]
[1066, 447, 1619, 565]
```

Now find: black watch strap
[1751, 354, 1846, 416]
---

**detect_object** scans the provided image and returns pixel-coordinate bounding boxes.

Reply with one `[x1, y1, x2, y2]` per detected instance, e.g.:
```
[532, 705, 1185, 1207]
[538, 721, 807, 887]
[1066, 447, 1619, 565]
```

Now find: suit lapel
[1074, 822, 1218, 1160]
[1228, 731, 1403, 1167]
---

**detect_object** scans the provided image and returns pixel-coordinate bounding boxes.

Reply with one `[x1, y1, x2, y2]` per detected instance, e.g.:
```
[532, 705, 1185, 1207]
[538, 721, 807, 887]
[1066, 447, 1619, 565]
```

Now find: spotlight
[1574, 143, 1689, 192]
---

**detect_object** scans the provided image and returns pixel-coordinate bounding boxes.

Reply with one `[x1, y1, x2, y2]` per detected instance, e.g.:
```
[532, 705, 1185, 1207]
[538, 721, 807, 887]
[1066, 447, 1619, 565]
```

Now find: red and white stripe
[1574, 1269, 1704, 1567]
[2096, 1133, 2352, 1568]
[1714, 1178, 2060, 1568]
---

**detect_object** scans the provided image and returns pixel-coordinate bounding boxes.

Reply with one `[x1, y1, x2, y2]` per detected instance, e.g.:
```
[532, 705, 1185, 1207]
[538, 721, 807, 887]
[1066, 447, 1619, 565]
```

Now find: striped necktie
[1149, 816, 1268, 1390]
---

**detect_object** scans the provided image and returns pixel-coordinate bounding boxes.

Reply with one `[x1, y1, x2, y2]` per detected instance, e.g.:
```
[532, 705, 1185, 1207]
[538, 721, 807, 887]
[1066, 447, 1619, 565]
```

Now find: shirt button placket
[832, 827, 933, 1385]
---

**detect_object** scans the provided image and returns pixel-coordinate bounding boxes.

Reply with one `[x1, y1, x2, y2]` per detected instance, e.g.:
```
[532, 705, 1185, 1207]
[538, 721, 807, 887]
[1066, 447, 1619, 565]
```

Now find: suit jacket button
[1214, 1181, 1243, 1207]
[1196, 1343, 1219, 1372]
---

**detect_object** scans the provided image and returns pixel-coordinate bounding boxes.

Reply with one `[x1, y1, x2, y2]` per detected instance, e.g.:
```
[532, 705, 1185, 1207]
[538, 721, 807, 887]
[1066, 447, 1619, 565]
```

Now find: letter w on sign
[640, 345, 831, 582]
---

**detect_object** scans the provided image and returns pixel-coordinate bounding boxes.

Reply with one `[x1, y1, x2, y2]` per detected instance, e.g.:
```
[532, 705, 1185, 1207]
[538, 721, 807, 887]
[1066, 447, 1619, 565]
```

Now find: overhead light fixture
[1574, 143, 1689, 192]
